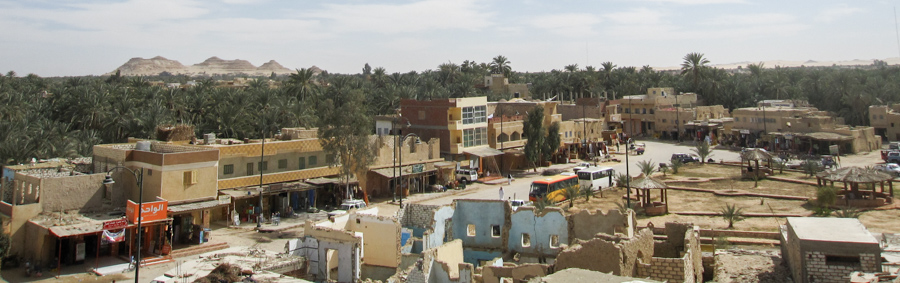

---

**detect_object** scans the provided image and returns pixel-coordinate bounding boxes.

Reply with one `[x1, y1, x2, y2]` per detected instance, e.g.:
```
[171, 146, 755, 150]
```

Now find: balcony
[448, 120, 463, 130]
[495, 139, 527, 150]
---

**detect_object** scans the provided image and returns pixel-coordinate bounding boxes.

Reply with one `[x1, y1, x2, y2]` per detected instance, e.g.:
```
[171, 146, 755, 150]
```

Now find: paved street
[411, 139, 885, 206]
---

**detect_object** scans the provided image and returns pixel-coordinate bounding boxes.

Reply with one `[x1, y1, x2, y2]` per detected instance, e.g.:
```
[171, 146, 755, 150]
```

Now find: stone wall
[403, 203, 440, 228]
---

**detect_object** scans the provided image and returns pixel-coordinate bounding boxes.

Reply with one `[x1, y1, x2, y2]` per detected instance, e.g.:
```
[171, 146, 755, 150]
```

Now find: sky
[1, 0, 899, 77]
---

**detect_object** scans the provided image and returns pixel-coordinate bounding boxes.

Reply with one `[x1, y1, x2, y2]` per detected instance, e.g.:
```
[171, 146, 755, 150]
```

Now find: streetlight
[625, 96, 632, 208]
[393, 114, 411, 205]
[256, 129, 279, 229]
[103, 166, 144, 283]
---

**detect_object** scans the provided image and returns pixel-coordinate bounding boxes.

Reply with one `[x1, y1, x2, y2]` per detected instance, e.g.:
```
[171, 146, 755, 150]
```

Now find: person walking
[499, 187, 504, 200]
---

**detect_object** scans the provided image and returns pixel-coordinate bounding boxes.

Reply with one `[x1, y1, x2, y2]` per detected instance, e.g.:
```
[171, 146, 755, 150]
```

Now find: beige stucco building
[868, 104, 900, 141]
[732, 102, 880, 154]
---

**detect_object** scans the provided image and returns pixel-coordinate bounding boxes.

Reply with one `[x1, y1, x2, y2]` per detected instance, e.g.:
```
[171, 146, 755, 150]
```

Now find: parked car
[874, 163, 900, 177]
[509, 199, 531, 211]
[771, 157, 802, 169]
[820, 155, 836, 168]
[573, 162, 593, 173]
[456, 168, 478, 184]
[891, 142, 900, 150]
[887, 152, 900, 164]
[328, 199, 368, 218]
[671, 153, 700, 164]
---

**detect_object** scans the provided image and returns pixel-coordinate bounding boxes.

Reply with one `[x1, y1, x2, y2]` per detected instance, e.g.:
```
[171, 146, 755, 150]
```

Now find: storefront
[167, 199, 228, 245]
[220, 181, 319, 225]
[368, 163, 439, 198]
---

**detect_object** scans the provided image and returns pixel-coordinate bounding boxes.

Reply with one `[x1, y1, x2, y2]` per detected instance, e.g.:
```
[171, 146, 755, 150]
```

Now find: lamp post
[582, 101, 587, 158]
[257, 132, 266, 229]
[103, 166, 144, 283]
[674, 92, 680, 142]
[626, 96, 632, 208]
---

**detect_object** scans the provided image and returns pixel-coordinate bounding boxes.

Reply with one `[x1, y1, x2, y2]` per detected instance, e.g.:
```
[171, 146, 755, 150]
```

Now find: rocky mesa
[108, 56, 296, 76]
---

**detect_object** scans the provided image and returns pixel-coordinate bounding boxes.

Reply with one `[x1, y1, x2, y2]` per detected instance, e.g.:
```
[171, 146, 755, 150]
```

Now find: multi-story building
[732, 102, 880, 154]
[609, 88, 698, 137]
[868, 104, 900, 141]
[482, 74, 531, 99]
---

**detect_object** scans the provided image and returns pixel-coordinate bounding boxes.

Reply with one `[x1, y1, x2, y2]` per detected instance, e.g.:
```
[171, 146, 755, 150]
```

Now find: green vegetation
[833, 206, 863, 218]
[670, 159, 684, 174]
[615, 173, 632, 188]
[523, 105, 545, 172]
[637, 160, 656, 177]
[4, 52, 900, 165]
[816, 186, 839, 207]
[692, 142, 713, 163]
[720, 203, 746, 229]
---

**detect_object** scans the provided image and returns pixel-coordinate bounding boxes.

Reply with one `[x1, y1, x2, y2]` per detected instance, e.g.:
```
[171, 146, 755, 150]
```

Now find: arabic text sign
[102, 218, 128, 230]
[126, 200, 168, 223]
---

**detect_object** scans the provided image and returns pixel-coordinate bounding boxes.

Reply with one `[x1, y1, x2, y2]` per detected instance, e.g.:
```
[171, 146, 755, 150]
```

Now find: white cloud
[816, 4, 863, 22]
[531, 13, 602, 37]
[604, 8, 665, 25]
[305, 0, 494, 34]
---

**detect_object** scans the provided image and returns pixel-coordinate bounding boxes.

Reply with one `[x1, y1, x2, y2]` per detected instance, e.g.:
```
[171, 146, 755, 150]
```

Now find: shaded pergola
[740, 148, 772, 184]
[815, 166, 895, 204]
[632, 176, 669, 215]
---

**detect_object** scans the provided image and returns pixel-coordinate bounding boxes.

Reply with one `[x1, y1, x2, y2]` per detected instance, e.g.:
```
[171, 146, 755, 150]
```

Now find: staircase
[141, 255, 175, 267]
[169, 242, 230, 258]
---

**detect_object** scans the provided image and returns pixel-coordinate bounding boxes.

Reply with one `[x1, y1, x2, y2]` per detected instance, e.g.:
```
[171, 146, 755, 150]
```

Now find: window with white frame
[463, 128, 487, 147]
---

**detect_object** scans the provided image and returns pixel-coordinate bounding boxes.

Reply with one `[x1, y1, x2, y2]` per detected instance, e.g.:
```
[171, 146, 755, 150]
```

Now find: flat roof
[787, 217, 878, 244]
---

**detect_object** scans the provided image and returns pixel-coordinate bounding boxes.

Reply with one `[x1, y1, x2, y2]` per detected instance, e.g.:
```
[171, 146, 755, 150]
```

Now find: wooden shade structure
[632, 176, 669, 215]
[741, 148, 772, 185]
[816, 166, 894, 204]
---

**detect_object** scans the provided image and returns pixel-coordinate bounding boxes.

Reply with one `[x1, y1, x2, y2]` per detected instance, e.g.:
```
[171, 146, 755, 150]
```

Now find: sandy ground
[715, 248, 793, 283]
[565, 163, 900, 233]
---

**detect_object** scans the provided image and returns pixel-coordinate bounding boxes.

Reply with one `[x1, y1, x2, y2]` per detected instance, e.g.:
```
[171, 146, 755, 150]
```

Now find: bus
[529, 174, 579, 202]
[576, 167, 615, 192]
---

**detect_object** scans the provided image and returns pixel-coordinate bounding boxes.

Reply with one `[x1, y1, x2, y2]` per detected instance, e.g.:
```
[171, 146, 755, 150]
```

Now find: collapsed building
[289, 199, 704, 283]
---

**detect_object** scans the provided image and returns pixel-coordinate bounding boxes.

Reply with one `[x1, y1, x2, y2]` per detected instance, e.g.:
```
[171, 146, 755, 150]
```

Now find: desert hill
[108, 56, 298, 76]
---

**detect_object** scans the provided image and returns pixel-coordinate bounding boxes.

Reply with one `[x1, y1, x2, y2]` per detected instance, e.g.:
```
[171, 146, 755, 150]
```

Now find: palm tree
[637, 160, 656, 177]
[681, 52, 710, 92]
[490, 55, 512, 78]
[692, 142, 713, 163]
[720, 203, 745, 229]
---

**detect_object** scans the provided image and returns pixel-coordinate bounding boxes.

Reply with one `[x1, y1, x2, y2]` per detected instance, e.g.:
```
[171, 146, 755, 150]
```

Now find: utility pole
[674, 92, 680, 142]
[626, 96, 632, 208]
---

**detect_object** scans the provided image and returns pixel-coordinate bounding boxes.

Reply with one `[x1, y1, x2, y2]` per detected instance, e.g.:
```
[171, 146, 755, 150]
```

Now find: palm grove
[2, 53, 899, 165]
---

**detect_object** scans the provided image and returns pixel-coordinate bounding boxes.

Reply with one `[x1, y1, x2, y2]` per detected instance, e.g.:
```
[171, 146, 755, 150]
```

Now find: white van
[577, 167, 615, 191]
[456, 169, 478, 184]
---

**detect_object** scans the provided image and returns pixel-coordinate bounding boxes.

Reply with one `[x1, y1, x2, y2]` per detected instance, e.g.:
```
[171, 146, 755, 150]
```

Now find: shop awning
[463, 147, 504, 158]
[801, 132, 853, 141]
[434, 161, 457, 168]
[168, 200, 226, 214]
[371, 166, 437, 178]
[219, 182, 318, 200]
[41, 217, 171, 238]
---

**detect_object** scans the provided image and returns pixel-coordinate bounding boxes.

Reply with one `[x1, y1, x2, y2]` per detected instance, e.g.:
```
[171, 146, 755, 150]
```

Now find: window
[662, 119, 667, 123]
[461, 106, 487, 124]
[247, 163, 254, 175]
[147, 169, 153, 176]
[184, 170, 197, 185]
[309, 156, 318, 167]
[419, 110, 426, 120]
[463, 128, 487, 147]
[223, 164, 234, 175]
[278, 159, 287, 169]
[521, 233, 531, 247]
[258, 161, 268, 171]
[642, 108, 647, 114]
[649, 109, 655, 114]
[377, 128, 382, 135]
[474, 106, 487, 123]
[298, 157, 306, 170]
[467, 224, 476, 237]
[491, 225, 501, 238]
[550, 235, 559, 249]
[624, 108, 630, 114]
[825, 255, 860, 267]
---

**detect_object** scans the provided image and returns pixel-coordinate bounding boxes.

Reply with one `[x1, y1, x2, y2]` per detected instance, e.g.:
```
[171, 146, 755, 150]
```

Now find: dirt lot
[564, 163, 900, 233]
[714, 248, 792, 283]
